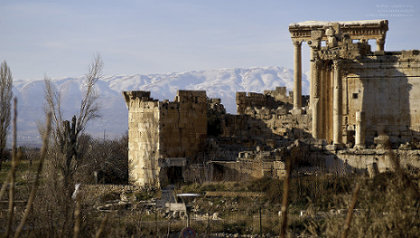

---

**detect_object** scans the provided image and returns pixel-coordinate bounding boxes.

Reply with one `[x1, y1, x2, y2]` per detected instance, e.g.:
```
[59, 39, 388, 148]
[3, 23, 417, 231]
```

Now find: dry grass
[1, 168, 418, 237]
[1, 139, 419, 237]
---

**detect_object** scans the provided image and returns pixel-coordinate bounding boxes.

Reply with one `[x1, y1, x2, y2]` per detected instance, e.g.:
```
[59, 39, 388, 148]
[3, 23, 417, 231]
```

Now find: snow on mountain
[13, 66, 309, 146]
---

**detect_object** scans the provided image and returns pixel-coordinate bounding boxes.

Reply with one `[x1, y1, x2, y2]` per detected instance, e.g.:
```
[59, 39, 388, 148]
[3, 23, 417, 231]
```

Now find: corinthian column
[312, 61, 321, 139]
[309, 39, 320, 111]
[292, 40, 302, 115]
[309, 47, 315, 110]
[333, 60, 342, 145]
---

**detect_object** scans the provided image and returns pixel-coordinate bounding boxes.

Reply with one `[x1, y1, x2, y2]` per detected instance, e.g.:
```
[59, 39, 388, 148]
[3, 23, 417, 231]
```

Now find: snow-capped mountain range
[12, 66, 309, 146]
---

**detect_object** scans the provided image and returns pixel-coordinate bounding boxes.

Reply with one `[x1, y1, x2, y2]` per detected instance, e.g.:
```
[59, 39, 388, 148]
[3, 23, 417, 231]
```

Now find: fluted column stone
[292, 40, 302, 115]
[312, 61, 321, 139]
[333, 60, 342, 145]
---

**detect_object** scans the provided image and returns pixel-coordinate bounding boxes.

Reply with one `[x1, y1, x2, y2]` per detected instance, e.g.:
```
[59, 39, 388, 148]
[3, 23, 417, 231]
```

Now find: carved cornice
[317, 48, 340, 61]
[289, 20, 388, 42]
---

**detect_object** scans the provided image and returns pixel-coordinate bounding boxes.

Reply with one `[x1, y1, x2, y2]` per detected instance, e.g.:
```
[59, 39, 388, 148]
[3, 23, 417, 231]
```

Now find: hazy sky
[1, 0, 419, 80]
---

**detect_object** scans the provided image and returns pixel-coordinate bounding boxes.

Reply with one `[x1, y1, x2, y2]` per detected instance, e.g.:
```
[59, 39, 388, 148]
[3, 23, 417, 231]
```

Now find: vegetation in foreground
[1, 149, 419, 237]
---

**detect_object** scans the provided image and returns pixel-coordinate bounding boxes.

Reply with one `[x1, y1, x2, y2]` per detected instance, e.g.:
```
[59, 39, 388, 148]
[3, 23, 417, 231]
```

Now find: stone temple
[124, 20, 420, 188]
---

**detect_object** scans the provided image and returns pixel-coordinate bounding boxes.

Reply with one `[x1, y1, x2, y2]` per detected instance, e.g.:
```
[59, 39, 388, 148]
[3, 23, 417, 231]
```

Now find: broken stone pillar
[376, 37, 385, 51]
[312, 61, 321, 139]
[292, 40, 302, 114]
[333, 60, 342, 145]
[355, 111, 365, 148]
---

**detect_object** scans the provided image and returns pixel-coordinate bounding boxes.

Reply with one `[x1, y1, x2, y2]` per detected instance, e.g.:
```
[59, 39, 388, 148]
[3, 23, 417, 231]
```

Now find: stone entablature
[289, 20, 388, 47]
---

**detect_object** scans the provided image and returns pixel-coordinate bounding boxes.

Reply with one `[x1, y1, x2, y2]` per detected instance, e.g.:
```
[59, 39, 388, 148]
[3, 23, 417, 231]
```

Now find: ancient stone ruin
[124, 20, 420, 187]
[289, 19, 420, 146]
[122, 90, 207, 187]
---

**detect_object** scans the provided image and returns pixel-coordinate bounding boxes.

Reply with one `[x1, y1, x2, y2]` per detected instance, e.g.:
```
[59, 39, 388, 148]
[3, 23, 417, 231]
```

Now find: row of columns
[292, 39, 343, 144]
[311, 59, 366, 147]
[311, 59, 342, 145]
[292, 39, 371, 146]
[292, 36, 385, 113]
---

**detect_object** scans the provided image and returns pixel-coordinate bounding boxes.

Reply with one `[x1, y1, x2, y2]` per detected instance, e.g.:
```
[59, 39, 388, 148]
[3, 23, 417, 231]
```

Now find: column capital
[292, 39, 302, 47]
[309, 43, 321, 63]
[308, 39, 320, 50]
[332, 59, 343, 70]
[314, 59, 322, 70]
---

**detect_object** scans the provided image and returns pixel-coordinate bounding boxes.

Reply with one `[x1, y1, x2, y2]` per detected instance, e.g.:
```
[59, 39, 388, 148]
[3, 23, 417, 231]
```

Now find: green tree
[0, 61, 13, 170]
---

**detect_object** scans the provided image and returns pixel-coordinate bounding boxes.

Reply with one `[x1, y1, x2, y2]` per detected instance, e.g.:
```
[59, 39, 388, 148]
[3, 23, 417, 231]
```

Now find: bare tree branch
[77, 54, 102, 135]
[44, 78, 63, 145]
[42, 54, 103, 235]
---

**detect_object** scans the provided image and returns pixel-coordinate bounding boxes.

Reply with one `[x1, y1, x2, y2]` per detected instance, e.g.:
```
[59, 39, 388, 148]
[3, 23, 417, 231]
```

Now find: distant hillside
[12, 66, 309, 145]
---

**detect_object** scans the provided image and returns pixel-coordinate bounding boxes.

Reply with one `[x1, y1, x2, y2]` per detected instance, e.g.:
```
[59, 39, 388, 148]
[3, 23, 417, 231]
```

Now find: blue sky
[1, 0, 419, 80]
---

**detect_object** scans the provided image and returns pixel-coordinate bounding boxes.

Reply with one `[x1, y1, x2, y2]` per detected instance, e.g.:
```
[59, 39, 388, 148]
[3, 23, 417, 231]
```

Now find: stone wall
[199, 88, 313, 181]
[236, 87, 292, 114]
[236, 89, 311, 138]
[159, 90, 207, 159]
[343, 50, 420, 145]
[123, 90, 207, 187]
[306, 147, 420, 176]
[123, 91, 160, 187]
[209, 161, 265, 181]
[264, 87, 290, 103]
